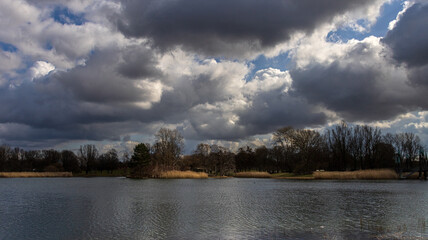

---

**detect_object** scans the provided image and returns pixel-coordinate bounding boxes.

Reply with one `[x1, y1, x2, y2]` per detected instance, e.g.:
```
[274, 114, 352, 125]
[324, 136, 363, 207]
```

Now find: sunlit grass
[234, 171, 272, 178]
[271, 172, 314, 179]
[313, 169, 398, 180]
[159, 170, 208, 179]
[0, 172, 73, 178]
[74, 169, 128, 177]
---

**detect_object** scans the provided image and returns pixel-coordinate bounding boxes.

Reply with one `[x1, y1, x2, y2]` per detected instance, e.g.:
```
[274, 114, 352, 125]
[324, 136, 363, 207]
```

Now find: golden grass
[271, 172, 314, 179]
[313, 169, 398, 180]
[158, 170, 208, 179]
[0, 172, 73, 178]
[274, 176, 315, 180]
[234, 171, 272, 178]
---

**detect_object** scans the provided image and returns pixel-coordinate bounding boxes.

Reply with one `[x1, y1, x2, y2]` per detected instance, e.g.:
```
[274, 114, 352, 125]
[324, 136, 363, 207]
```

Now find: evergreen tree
[130, 143, 151, 177]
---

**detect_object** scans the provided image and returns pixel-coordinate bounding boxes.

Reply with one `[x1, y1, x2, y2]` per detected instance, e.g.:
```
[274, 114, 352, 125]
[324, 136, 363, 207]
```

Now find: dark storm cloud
[0, 121, 158, 148]
[59, 45, 161, 103]
[407, 64, 428, 88]
[290, 41, 422, 122]
[0, 44, 164, 144]
[382, 2, 428, 67]
[382, 2, 428, 89]
[116, 0, 372, 56]
[116, 46, 162, 79]
[237, 92, 328, 136]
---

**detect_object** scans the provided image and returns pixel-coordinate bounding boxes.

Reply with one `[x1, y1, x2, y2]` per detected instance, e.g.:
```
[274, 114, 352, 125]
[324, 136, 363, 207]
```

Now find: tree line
[128, 123, 424, 177]
[0, 122, 424, 176]
[0, 145, 122, 174]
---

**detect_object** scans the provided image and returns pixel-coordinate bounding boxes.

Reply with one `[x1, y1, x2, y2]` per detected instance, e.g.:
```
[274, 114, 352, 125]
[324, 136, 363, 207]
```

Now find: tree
[42, 149, 62, 172]
[129, 143, 151, 177]
[235, 146, 255, 172]
[291, 129, 325, 173]
[7, 147, 24, 172]
[269, 146, 287, 172]
[350, 125, 365, 170]
[99, 149, 120, 173]
[61, 150, 80, 173]
[152, 128, 184, 170]
[384, 132, 421, 170]
[25, 150, 42, 171]
[325, 121, 352, 170]
[189, 143, 211, 172]
[0, 145, 11, 172]
[209, 145, 235, 176]
[361, 125, 382, 169]
[273, 126, 294, 149]
[79, 144, 98, 174]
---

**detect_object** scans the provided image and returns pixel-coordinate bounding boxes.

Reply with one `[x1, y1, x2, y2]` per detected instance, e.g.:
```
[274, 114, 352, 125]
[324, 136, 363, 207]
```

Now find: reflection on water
[0, 178, 427, 239]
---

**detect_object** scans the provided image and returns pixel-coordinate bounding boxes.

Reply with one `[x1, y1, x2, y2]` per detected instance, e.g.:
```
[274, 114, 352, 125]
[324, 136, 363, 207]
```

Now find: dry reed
[159, 170, 208, 179]
[0, 172, 73, 178]
[313, 169, 398, 180]
[234, 171, 272, 178]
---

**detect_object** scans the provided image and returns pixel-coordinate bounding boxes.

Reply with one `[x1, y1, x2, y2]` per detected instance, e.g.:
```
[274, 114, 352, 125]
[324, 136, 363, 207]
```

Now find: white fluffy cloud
[30, 61, 55, 80]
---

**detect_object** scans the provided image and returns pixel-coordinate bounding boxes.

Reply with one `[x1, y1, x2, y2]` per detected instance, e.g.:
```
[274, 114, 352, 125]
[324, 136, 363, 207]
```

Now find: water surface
[0, 178, 427, 239]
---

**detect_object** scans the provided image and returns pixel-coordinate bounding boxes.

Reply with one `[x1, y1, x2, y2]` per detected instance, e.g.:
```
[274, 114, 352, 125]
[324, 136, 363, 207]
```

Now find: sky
[1, 0, 428, 155]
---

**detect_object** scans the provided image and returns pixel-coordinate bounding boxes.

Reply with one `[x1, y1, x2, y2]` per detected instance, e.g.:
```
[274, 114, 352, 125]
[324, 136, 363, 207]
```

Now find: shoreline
[0, 172, 73, 178]
[1, 169, 425, 180]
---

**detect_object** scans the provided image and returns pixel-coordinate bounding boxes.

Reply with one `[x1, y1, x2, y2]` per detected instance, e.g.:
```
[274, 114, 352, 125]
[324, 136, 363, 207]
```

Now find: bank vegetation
[0, 121, 424, 179]
[234, 171, 272, 178]
[313, 169, 398, 180]
[158, 170, 208, 179]
[0, 172, 72, 178]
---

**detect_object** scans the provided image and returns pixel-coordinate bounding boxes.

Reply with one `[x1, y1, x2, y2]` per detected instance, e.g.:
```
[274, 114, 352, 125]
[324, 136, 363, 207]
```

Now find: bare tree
[61, 150, 80, 173]
[79, 144, 98, 174]
[325, 121, 352, 170]
[0, 145, 11, 171]
[209, 145, 235, 176]
[350, 125, 364, 170]
[401, 132, 421, 169]
[152, 128, 184, 170]
[361, 125, 382, 169]
[290, 129, 325, 173]
[384, 132, 421, 170]
[273, 126, 294, 149]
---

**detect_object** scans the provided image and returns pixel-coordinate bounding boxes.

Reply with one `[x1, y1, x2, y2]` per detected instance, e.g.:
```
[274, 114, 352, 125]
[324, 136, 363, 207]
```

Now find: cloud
[0, 0, 125, 70]
[2, 0, 428, 152]
[30, 61, 55, 80]
[382, 2, 428, 67]
[181, 67, 328, 140]
[115, 0, 374, 58]
[367, 111, 428, 146]
[57, 44, 163, 106]
[382, 2, 428, 90]
[291, 36, 426, 122]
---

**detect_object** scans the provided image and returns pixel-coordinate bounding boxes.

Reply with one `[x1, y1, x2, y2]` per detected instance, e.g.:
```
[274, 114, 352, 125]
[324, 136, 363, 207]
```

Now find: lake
[0, 178, 427, 239]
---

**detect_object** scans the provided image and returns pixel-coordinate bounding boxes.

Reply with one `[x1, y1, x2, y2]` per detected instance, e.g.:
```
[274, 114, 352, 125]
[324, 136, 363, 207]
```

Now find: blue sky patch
[51, 6, 86, 25]
[0, 42, 18, 52]
[246, 52, 291, 81]
[327, 0, 404, 42]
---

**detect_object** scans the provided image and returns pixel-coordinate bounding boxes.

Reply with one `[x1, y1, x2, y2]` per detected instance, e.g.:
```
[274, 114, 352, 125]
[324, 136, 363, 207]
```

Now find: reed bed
[159, 170, 208, 179]
[0, 172, 73, 178]
[275, 176, 315, 180]
[271, 172, 314, 179]
[234, 171, 272, 178]
[313, 169, 398, 180]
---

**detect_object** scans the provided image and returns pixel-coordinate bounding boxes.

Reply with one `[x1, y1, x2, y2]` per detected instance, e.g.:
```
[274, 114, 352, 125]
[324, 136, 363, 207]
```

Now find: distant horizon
[1, 0, 428, 156]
